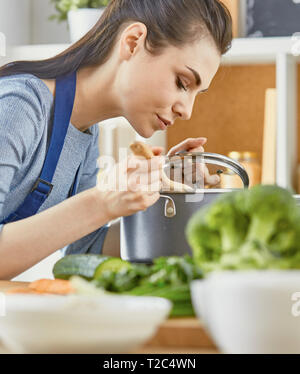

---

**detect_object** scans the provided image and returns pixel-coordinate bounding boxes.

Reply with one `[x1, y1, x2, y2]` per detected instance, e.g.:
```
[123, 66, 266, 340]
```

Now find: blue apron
[1, 71, 80, 225]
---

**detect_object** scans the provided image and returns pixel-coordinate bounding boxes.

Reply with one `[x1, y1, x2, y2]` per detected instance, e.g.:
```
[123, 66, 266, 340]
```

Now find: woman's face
[116, 23, 221, 138]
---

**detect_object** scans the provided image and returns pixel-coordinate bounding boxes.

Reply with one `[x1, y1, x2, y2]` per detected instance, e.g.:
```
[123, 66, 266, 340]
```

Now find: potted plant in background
[50, 0, 110, 43]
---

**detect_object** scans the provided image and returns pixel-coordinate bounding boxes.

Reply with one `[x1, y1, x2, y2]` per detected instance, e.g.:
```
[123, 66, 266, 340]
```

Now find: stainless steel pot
[121, 152, 250, 263]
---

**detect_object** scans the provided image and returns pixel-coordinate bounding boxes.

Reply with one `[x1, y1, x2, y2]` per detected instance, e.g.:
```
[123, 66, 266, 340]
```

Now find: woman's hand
[96, 155, 164, 221]
[166, 138, 220, 188]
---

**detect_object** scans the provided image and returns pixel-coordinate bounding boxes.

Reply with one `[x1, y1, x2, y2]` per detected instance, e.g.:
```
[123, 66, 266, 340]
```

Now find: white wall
[12, 251, 63, 282]
[0, 0, 31, 45]
[31, 0, 69, 44]
[0, 0, 69, 46]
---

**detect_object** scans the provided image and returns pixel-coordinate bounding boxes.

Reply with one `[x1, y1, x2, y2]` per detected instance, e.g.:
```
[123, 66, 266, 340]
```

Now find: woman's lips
[157, 115, 172, 130]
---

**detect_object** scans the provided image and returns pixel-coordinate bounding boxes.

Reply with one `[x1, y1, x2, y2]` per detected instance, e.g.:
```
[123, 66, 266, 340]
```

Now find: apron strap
[40, 72, 77, 182]
[1, 72, 77, 225]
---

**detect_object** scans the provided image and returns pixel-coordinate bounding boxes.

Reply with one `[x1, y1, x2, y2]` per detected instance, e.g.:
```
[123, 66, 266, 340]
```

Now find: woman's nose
[172, 95, 196, 121]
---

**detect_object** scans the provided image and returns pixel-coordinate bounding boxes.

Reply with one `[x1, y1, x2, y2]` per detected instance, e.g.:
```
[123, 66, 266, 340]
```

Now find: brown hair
[0, 0, 232, 79]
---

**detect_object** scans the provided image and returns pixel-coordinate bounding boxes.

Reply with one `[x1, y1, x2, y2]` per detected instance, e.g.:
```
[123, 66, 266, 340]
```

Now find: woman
[0, 0, 232, 279]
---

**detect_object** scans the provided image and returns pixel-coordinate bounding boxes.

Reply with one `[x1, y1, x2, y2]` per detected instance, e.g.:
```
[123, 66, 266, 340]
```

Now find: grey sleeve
[64, 124, 111, 255]
[0, 81, 42, 232]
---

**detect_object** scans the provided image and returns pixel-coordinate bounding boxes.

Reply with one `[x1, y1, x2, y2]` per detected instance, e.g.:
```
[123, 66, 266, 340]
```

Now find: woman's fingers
[115, 153, 220, 192]
[189, 162, 220, 186]
[203, 167, 221, 186]
[126, 156, 165, 192]
[165, 137, 221, 187]
[127, 171, 162, 192]
[97, 152, 164, 219]
[129, 191, 161, 212]
[167, 137, 207, 157]
[178, 161, 220, 187]
[189, 145, 205, 153]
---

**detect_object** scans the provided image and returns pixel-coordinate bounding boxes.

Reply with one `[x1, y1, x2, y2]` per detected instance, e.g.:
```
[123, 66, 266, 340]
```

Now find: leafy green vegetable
[93, 264, 151, 293]
[144, 256, 203, 286]
[186, 184, 300, 272]
[93, 255, 203, 317]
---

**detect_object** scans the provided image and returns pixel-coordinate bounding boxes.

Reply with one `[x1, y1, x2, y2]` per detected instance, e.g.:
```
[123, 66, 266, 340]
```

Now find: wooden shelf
[223, 37, 300, 65]
[2, 37, 299, 65]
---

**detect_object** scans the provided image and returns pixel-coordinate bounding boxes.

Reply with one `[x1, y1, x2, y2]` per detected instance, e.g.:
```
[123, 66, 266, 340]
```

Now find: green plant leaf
[49, 0, 109, 22]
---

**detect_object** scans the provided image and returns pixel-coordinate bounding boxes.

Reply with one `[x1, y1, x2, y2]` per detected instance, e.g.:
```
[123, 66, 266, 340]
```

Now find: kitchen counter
[0, 281, 219, 354]
[136, 317, 218, 354]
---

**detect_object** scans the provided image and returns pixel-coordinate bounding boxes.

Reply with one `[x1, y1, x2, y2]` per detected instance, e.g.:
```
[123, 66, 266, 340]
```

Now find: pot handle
[160, 195, 177, 218]
[168, 152, 250, 189]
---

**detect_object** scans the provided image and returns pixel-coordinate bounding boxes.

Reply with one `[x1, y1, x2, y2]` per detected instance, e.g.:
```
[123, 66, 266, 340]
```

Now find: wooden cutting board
[143, 318, 217, 352]
[0, 281, 218, 353]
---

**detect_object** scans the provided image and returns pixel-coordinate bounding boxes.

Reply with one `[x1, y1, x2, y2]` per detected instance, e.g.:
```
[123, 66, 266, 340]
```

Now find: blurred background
[0, 0, 69, 45]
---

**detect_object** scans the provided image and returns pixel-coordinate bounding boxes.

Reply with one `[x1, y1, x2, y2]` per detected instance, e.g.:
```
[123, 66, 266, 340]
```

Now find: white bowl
[0, 294, 172, 354]
[191, 271, 300, 354]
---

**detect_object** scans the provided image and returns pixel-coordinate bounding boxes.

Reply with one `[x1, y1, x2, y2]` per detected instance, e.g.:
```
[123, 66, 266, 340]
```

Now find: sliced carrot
[29, 279, 75, 295]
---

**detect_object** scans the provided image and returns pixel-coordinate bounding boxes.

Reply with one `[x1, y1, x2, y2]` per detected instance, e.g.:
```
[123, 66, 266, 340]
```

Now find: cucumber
[53, 255, 112, 280]
[93, 258, 132, 280]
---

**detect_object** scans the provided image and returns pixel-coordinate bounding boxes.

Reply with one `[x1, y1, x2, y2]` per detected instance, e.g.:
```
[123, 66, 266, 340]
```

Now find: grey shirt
[0, 73, 110, 255]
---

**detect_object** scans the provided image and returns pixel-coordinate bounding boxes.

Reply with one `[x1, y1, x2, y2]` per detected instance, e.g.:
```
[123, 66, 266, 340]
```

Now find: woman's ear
[119, 22, 148, 60]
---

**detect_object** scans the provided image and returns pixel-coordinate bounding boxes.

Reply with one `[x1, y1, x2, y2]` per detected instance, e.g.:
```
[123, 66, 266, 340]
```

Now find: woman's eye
[176, 77, 187, 91]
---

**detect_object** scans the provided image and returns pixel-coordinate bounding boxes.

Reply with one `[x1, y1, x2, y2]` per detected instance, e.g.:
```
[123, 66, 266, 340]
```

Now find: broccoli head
[205, 192, 249, 253]
[185, 205, 222, 268]
[186, 184, 300, 272]
[241, 185, 299, 247]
